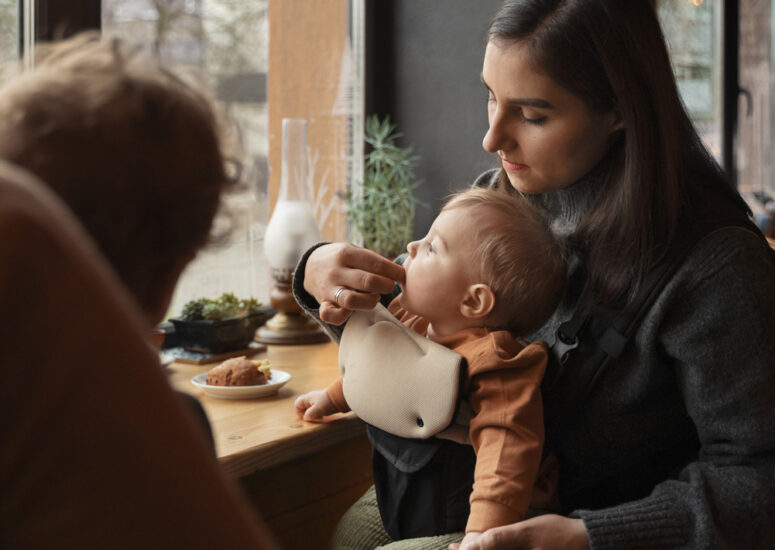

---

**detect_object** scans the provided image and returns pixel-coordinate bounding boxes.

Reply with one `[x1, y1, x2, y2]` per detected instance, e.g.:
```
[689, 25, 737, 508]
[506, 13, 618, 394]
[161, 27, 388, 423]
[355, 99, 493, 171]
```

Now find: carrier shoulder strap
[542, 242, 689, 427]
[542, 211, 768, 428]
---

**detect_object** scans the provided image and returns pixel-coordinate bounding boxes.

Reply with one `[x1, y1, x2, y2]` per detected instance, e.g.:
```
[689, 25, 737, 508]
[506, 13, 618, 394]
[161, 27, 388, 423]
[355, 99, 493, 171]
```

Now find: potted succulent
[346, 115, 419, 258]
[170, 293, 273, 353]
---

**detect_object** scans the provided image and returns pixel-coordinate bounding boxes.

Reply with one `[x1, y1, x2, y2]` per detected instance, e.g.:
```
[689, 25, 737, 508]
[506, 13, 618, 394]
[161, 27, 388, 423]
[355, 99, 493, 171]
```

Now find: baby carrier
[338, 304, 474, 539]
[338, 181, 772, 537]
[542, 186, 772, 510]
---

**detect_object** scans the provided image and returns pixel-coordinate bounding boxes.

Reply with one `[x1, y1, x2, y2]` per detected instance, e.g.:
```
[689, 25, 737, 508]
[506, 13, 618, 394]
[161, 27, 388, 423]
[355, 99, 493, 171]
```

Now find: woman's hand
[304, 243, 405, 325]
[449, 515, 589, 550]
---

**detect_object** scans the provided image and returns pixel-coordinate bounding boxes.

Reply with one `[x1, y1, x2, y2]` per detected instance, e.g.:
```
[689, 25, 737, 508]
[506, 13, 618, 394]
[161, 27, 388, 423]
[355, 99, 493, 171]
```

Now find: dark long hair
[488, 0, 748, 305]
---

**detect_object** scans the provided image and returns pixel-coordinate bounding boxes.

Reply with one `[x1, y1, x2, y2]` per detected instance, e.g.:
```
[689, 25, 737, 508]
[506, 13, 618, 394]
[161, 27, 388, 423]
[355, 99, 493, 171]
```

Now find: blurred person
[0, 32, 230, 325]
[0, 34, 277, 549]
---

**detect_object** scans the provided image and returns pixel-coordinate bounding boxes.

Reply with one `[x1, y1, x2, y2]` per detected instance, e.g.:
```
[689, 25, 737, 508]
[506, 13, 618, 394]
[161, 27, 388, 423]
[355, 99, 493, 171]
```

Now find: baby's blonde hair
[442, 187, 566, 335]
[0, 33, 228, 316]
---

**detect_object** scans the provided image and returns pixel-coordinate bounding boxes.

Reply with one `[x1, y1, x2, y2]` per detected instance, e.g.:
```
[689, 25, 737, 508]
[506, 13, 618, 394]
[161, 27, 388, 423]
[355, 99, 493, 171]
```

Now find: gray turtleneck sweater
[293, 169, 775, 549]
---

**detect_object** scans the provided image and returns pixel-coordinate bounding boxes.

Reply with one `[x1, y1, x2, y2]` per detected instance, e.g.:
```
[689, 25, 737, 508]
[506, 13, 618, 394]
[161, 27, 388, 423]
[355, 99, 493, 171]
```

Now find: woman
[294, 1, 775, 548]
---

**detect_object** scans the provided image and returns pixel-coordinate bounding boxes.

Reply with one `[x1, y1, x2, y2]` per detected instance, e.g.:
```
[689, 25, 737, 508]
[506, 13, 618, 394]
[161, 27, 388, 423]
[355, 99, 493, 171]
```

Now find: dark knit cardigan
[293, 169, 775, 549]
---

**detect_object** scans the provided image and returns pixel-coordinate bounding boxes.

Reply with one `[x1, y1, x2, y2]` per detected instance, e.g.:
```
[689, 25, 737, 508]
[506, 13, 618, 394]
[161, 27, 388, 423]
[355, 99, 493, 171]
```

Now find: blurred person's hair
[0, 33, 231, 321]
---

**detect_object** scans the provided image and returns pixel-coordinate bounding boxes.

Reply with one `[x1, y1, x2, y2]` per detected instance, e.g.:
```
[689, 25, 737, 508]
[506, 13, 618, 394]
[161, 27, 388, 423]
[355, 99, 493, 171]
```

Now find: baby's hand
[294, 389, 337, 421]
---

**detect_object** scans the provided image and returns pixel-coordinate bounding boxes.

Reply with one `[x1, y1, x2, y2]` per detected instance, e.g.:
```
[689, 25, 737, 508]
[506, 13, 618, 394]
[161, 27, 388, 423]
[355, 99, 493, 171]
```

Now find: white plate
[190, 369, 292, 400]
[158, 350, 175, 367]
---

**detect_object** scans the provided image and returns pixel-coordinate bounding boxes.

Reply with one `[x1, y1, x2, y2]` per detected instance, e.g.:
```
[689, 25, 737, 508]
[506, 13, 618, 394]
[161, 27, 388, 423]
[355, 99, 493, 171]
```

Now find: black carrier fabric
[540, 185, 770, 511]
[367, 179, 770, 533]
[368, 425, 475, 540]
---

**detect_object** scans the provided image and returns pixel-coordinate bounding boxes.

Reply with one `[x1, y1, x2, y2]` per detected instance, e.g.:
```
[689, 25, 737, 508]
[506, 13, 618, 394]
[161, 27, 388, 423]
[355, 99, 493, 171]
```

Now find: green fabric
[332, 486, 464, 550]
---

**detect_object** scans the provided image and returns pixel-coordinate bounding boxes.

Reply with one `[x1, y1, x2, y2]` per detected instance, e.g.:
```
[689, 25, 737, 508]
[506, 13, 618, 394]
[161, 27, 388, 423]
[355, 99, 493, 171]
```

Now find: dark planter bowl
[170, 306, 273, 353]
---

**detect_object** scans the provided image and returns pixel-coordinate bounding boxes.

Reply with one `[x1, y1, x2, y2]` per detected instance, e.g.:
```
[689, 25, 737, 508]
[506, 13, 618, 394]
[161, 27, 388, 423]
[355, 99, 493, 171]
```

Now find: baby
[296, 187, 566, 545]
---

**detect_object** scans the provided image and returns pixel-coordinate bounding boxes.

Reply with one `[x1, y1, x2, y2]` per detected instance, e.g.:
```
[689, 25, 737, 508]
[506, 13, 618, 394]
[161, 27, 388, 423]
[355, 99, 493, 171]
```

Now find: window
[657, 0, 775, 234]
[657, 0, 724, 161]
[737, 0, 775, 209]
[103, 0, 362, 318]
[0, 0, 19, 83]
[102, 0, 271, 315]
[3, 0, 363, 318]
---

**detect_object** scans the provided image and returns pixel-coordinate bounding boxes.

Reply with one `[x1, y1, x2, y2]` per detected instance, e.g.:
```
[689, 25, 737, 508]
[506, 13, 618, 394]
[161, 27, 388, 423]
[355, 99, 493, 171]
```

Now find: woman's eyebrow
[508, 97, 553, 109]
[481, 75, 554, 109]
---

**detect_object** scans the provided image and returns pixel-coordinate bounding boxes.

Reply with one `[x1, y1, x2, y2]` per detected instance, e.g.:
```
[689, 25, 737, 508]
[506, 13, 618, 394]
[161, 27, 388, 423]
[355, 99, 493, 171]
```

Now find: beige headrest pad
[339, 303, 464, 439]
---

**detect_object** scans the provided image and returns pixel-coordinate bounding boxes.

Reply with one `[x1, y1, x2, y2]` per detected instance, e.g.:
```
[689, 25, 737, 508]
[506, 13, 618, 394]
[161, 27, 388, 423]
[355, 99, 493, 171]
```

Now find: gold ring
[334, 286, 346, 307]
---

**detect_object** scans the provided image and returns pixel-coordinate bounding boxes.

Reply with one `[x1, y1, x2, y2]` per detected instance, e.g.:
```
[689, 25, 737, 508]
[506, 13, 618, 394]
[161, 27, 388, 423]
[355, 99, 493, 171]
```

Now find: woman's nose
[482, 125, 498, 153]
[482, 109, 513, 154]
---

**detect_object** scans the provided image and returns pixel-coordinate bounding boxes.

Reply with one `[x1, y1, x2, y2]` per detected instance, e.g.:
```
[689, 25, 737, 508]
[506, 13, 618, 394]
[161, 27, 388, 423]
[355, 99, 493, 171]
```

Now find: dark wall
[35, 0, 101, 41]
[367, 0, 502, 238]
[18, 0, 101, 56]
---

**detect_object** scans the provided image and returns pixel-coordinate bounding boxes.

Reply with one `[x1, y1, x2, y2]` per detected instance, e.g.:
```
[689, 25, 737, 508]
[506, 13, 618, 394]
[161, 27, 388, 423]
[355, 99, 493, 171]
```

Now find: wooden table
[167, 341, 373, 549]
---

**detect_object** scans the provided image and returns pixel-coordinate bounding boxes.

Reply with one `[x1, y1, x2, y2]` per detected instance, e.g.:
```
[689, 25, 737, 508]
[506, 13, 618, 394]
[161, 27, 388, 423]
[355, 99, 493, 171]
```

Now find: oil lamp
[256, 118, 328, 344]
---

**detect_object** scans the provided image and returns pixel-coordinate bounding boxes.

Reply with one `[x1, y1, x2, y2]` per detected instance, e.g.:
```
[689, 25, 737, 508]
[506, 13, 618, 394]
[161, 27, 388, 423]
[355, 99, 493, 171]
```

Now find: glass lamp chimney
[263, 118, 321, 277]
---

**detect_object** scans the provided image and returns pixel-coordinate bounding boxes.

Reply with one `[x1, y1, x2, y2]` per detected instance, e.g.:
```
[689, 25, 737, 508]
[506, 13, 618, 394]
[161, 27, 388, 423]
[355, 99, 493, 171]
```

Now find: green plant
[180, 292, 262, 321]
[346, 115, 418, 258]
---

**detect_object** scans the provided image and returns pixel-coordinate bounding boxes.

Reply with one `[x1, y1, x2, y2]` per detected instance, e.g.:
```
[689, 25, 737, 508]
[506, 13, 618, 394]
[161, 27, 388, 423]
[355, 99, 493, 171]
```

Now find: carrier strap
[543, 215, 768, 428]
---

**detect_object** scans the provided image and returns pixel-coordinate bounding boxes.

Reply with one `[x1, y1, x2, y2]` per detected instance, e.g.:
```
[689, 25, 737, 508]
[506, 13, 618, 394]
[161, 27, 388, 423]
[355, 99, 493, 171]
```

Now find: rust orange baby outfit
[327, 298, 551, 533]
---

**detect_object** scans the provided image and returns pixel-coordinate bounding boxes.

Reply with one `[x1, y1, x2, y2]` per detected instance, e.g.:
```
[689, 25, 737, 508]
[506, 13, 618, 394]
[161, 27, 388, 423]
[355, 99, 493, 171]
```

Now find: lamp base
[255, 312, 330, 345]
[255, 276, 328, 345]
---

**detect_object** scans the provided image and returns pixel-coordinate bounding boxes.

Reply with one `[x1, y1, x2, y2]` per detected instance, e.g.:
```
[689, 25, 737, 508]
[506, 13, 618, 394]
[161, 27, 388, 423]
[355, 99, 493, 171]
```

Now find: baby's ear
[460, 284, 495, 320]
